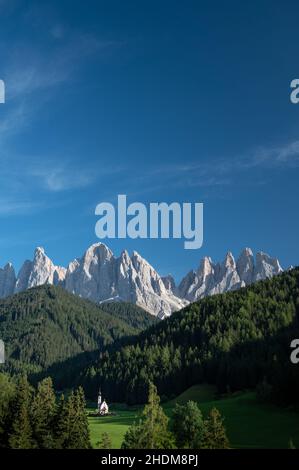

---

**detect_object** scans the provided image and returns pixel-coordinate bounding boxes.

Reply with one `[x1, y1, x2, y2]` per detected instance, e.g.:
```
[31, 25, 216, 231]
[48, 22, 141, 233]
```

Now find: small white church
[97, 389, 109, 415]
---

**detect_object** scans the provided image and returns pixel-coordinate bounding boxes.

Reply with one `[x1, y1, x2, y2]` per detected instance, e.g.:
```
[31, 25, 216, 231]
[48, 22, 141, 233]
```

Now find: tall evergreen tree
[53, 394, 70, 448]
[172, 401, 204, 448]
[201, 407, 230, 449]
[289, 438, 296, 449]
[73, 386, 91, 449]
[9, 376, 34, 449]
[122, 382, 174, 449]
[0, 373, 15, 448]
[31, 377, 56, 448]
[121, 421, 143, 449]
[97, 432, 112, 449]
[54, 388, 91, 449]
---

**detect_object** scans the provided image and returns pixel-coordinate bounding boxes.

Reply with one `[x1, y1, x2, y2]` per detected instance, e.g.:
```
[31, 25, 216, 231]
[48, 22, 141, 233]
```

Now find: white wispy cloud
[0, 198, 43, 216]
[26, 158, 125, 193]
[166, 139, 299, 180]
[0, 26, 124, 213]
[0, 103, 28, 137]
[218, 140, 299, 172]
[0, 29, 123, 143]
[31, 165, 95, 192]
[266, 140, 299, 165]
[114, 138, 299, 200]
[5, 32, 120, 99]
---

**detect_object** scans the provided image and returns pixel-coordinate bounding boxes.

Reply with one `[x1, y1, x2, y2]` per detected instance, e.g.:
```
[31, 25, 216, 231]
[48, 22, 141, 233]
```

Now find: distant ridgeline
[79, 268, 299, 406]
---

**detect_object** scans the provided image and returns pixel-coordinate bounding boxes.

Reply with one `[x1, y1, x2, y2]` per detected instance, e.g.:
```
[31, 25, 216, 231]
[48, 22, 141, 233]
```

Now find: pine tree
[53, 394, 70, 448]
[201, 407, 230, 449]
[0, 373, 15, 448]
[97, 432, 112, 449]
[172, 400, 204, 448]
[9, 376, 34, 449]
[289, 438, 296, 449]
[54, 388, 91, 449]
[122, 382, 174, 449]
[31, 377, 56, 448]
[73, 386, 91, 449]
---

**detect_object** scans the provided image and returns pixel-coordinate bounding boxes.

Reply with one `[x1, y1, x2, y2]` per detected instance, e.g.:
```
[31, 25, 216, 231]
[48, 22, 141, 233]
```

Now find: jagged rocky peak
[115, 250, 134, 301]
[14, 260, 32, 293]
[31, 246, 66, 286]
[177, 270, 197, 300]
[124, 251, 182, 317]
[65, 242, 116, 302]
[53, 266, 67, 284]
[177, 247, 283, 303]
[84, 242, 114, 263]
[120, 249, 130, 262]
[177, 256, 214, 302]
[130, 250, 168, 298]
[3, 262, 14, 272]
[240, 247, 254, 258]
[63, 244, 185, 317]
[236, 247, 254, 284]
[0, 243, 284, 317]
[14, 247, 66, 294]
[224, 251, 236, 270]
[76, 242, 114, 276]
[254, 251, 283, 281]
[117, 250, 131, 280]
[162, 275, 176, 293]
[33, 247, 54, 280]
[131, 250, 150, 270]
[199, 256, 214, 278]
[0, 262, 16, 298]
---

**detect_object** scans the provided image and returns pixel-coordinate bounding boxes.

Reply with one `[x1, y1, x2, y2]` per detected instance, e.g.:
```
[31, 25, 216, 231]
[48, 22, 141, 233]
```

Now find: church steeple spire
[97, 388, 102, 410]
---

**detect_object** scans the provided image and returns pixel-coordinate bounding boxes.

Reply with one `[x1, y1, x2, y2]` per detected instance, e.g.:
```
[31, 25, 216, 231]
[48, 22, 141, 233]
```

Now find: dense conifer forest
[0, 374, 91, 449]
[79, 269, 299, 405]
[0, 285, 157, 381]
[0, 270, 298, 408]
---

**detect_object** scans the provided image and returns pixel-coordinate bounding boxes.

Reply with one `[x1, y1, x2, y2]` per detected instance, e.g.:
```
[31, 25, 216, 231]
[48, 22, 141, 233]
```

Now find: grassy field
[88, 385, 299, 449]
[88, 403, 141, 449]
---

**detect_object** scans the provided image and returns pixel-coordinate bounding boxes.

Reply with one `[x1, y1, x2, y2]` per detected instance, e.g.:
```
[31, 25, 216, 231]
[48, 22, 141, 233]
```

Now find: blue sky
[0, 0, 298, 282]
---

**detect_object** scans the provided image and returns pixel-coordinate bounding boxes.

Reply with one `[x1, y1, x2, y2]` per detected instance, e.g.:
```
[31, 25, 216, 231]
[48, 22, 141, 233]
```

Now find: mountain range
[0, 243, 283, 318]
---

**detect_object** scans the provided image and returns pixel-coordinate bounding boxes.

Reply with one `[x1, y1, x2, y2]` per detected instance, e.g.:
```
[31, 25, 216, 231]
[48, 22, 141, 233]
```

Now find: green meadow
[88, 385, 299, 449]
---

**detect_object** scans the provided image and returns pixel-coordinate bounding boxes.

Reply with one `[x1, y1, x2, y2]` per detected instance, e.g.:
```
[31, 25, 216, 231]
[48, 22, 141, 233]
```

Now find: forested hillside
[0, 285, 156, 379]
[80, 269, 299, 405]
[100, 301, 159, 330]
